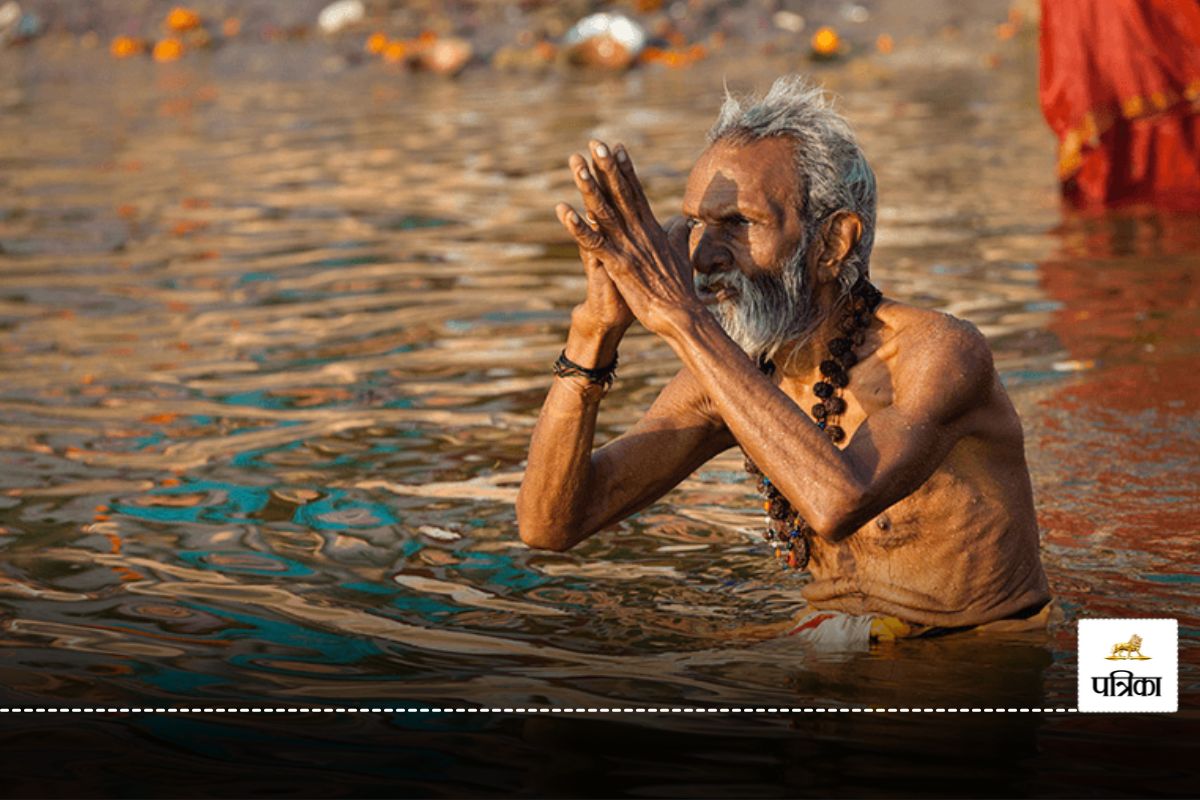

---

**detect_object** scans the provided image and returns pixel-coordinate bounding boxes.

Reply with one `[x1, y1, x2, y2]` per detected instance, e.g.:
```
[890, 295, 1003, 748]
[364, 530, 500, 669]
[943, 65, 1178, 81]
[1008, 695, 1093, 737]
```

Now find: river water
[0, 29, 1197, 797]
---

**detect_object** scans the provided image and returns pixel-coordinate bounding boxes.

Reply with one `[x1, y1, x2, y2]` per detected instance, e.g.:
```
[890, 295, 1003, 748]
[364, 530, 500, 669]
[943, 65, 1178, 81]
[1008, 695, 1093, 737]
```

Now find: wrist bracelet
[553, 349, 618, 391]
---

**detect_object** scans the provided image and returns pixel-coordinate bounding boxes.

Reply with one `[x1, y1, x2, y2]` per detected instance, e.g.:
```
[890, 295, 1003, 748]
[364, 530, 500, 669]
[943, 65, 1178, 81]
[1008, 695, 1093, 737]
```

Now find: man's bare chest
[777, 354, 895, 438]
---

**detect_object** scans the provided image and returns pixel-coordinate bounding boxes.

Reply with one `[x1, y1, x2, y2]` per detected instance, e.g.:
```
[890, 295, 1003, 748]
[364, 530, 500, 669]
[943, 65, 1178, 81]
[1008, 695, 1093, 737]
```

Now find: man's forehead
[683, 137, 802, 212]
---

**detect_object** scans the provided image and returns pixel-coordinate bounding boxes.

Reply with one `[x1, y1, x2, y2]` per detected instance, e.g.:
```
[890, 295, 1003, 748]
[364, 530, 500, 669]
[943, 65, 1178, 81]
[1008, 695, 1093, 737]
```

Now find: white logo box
[1077, 618, 1178, 713]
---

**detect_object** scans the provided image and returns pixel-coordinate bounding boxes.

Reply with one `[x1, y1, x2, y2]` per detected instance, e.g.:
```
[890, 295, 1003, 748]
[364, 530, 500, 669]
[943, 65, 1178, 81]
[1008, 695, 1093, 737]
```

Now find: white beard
[694, 246, 814, 363]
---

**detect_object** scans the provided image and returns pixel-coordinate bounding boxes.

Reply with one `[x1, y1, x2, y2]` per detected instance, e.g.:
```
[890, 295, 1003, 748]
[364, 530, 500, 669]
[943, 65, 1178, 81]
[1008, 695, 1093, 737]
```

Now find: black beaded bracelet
[553, 349, 618, 390]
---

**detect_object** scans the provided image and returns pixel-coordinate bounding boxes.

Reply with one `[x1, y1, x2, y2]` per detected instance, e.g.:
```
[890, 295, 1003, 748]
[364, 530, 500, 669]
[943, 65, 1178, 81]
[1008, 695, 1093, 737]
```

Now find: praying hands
[555, 140, 695, 341]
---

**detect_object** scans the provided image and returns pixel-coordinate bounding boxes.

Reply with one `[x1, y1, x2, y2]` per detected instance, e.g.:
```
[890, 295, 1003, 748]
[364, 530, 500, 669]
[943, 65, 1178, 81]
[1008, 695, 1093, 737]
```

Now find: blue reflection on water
[139, 665, 227, 695]
[343, 582, 398, 595]
[132, 432, 166, 450]
[1141, 573, 1199, 584]
[293, 493, 399, 529]
[236, 271, 275, 285]
[209, 604, 383, 661]
[388, 596, 463, 619]
[231, 442, 297, 469]
[111, 480, 401, 534]
[455, 552, 548, 592]
[220, 390, 291, 409]
[111, 480, 269, 524]
[1000, 369, 1063, 386]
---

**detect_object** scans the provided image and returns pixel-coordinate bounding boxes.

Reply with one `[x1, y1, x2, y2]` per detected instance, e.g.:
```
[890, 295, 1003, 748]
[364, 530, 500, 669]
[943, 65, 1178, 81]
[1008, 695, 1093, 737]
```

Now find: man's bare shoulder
[876, 300, 991, 366]
[873, 300, 995, 418]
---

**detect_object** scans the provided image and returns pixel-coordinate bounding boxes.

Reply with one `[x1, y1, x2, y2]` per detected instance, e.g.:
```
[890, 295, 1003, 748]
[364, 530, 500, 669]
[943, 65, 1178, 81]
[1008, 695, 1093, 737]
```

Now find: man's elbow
[519, 530, 575, 552]
[515, 489, 576, 551]
[809, 496, 868, 544]
[516, 518, 577, 552]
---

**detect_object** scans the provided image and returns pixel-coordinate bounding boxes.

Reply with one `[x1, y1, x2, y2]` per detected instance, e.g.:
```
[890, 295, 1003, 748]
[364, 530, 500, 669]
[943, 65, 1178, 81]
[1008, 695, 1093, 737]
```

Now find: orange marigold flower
[166, 7, 202, 33]
[153, 37, 185, 62]
[811, 26, 840, 57]
[366, 32, 388, 54]
[110, 36, 145, 59]
[382, 41, 407, 63]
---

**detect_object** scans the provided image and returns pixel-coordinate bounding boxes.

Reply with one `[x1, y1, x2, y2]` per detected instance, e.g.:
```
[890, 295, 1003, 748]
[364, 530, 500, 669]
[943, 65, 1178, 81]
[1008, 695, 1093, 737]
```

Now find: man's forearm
[661, 311, 863, 538]
[516, 319, 623, 550]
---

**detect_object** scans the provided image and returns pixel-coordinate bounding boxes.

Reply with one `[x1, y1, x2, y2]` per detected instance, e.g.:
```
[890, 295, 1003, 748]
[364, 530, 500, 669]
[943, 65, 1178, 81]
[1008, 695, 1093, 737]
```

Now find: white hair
[707, 75, 877, 295]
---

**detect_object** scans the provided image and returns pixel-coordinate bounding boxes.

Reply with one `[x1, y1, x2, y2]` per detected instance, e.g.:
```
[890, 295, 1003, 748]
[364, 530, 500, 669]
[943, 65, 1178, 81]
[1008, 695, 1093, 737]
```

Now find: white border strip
[0, 707, 1079, 713]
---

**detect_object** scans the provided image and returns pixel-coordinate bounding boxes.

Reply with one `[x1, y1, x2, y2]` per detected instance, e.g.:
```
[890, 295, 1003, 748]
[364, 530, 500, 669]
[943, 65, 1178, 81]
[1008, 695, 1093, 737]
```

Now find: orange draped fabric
[1039, 0, 1200, 210]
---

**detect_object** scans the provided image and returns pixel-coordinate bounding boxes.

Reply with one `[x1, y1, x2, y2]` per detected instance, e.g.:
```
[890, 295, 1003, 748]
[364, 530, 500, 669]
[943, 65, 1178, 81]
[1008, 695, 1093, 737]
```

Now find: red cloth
[1039, 0, 1200, 209]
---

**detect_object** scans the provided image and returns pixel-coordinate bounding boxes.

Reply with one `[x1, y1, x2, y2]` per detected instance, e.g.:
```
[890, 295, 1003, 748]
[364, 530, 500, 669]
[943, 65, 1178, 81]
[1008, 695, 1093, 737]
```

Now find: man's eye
[685, 217, 702, 230]
[731, 215, 751, 226]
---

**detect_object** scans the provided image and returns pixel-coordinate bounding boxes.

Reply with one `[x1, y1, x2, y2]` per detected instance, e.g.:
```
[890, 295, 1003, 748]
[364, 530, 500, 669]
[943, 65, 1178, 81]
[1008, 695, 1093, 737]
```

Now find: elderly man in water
[516, 76, 1051, 647]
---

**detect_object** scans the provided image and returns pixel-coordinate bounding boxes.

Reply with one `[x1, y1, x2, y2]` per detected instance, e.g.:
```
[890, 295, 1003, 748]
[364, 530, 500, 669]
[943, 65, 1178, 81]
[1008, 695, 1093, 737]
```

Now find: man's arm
[518, 152, 733, 551]
[517, 357, 735, 552]
[664, 311, 994, 541]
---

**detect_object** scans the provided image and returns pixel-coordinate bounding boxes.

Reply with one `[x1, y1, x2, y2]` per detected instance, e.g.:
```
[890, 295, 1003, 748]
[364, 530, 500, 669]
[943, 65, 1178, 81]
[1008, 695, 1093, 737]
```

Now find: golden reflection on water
[0, 35, 1196, 721]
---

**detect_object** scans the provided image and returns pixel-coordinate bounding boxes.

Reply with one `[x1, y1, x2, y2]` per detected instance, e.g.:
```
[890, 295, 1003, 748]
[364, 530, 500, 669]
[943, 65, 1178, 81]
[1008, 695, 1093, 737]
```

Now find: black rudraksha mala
[743, 277, 884, 571]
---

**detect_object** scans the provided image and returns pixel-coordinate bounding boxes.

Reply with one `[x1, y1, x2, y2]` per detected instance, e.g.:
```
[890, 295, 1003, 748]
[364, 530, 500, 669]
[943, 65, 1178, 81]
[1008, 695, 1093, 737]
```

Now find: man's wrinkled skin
[516, 137, 1050, 630]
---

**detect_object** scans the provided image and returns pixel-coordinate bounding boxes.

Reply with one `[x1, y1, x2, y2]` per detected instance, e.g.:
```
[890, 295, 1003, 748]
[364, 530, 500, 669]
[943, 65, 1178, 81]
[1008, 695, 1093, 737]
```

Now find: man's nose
[691, 234, 733, 276]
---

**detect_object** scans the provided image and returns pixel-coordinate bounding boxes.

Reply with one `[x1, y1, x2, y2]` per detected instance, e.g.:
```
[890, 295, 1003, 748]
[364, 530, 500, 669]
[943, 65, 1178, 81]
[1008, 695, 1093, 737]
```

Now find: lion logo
[1106, 633, 1151, 660]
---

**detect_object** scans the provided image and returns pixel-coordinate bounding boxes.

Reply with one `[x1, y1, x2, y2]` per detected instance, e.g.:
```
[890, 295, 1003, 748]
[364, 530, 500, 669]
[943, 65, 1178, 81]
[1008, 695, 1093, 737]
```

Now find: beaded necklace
[743, 277, 884, 571]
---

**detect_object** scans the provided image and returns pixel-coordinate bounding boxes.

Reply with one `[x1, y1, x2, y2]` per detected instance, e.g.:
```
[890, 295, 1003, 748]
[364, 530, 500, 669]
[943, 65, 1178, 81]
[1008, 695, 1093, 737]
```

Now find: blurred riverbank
[3, 0, 1037, 78]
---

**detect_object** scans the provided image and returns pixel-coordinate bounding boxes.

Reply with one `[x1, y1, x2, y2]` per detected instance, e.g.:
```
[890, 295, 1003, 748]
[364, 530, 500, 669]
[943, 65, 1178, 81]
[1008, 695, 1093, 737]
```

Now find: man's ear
[816, 211, 863, 282]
